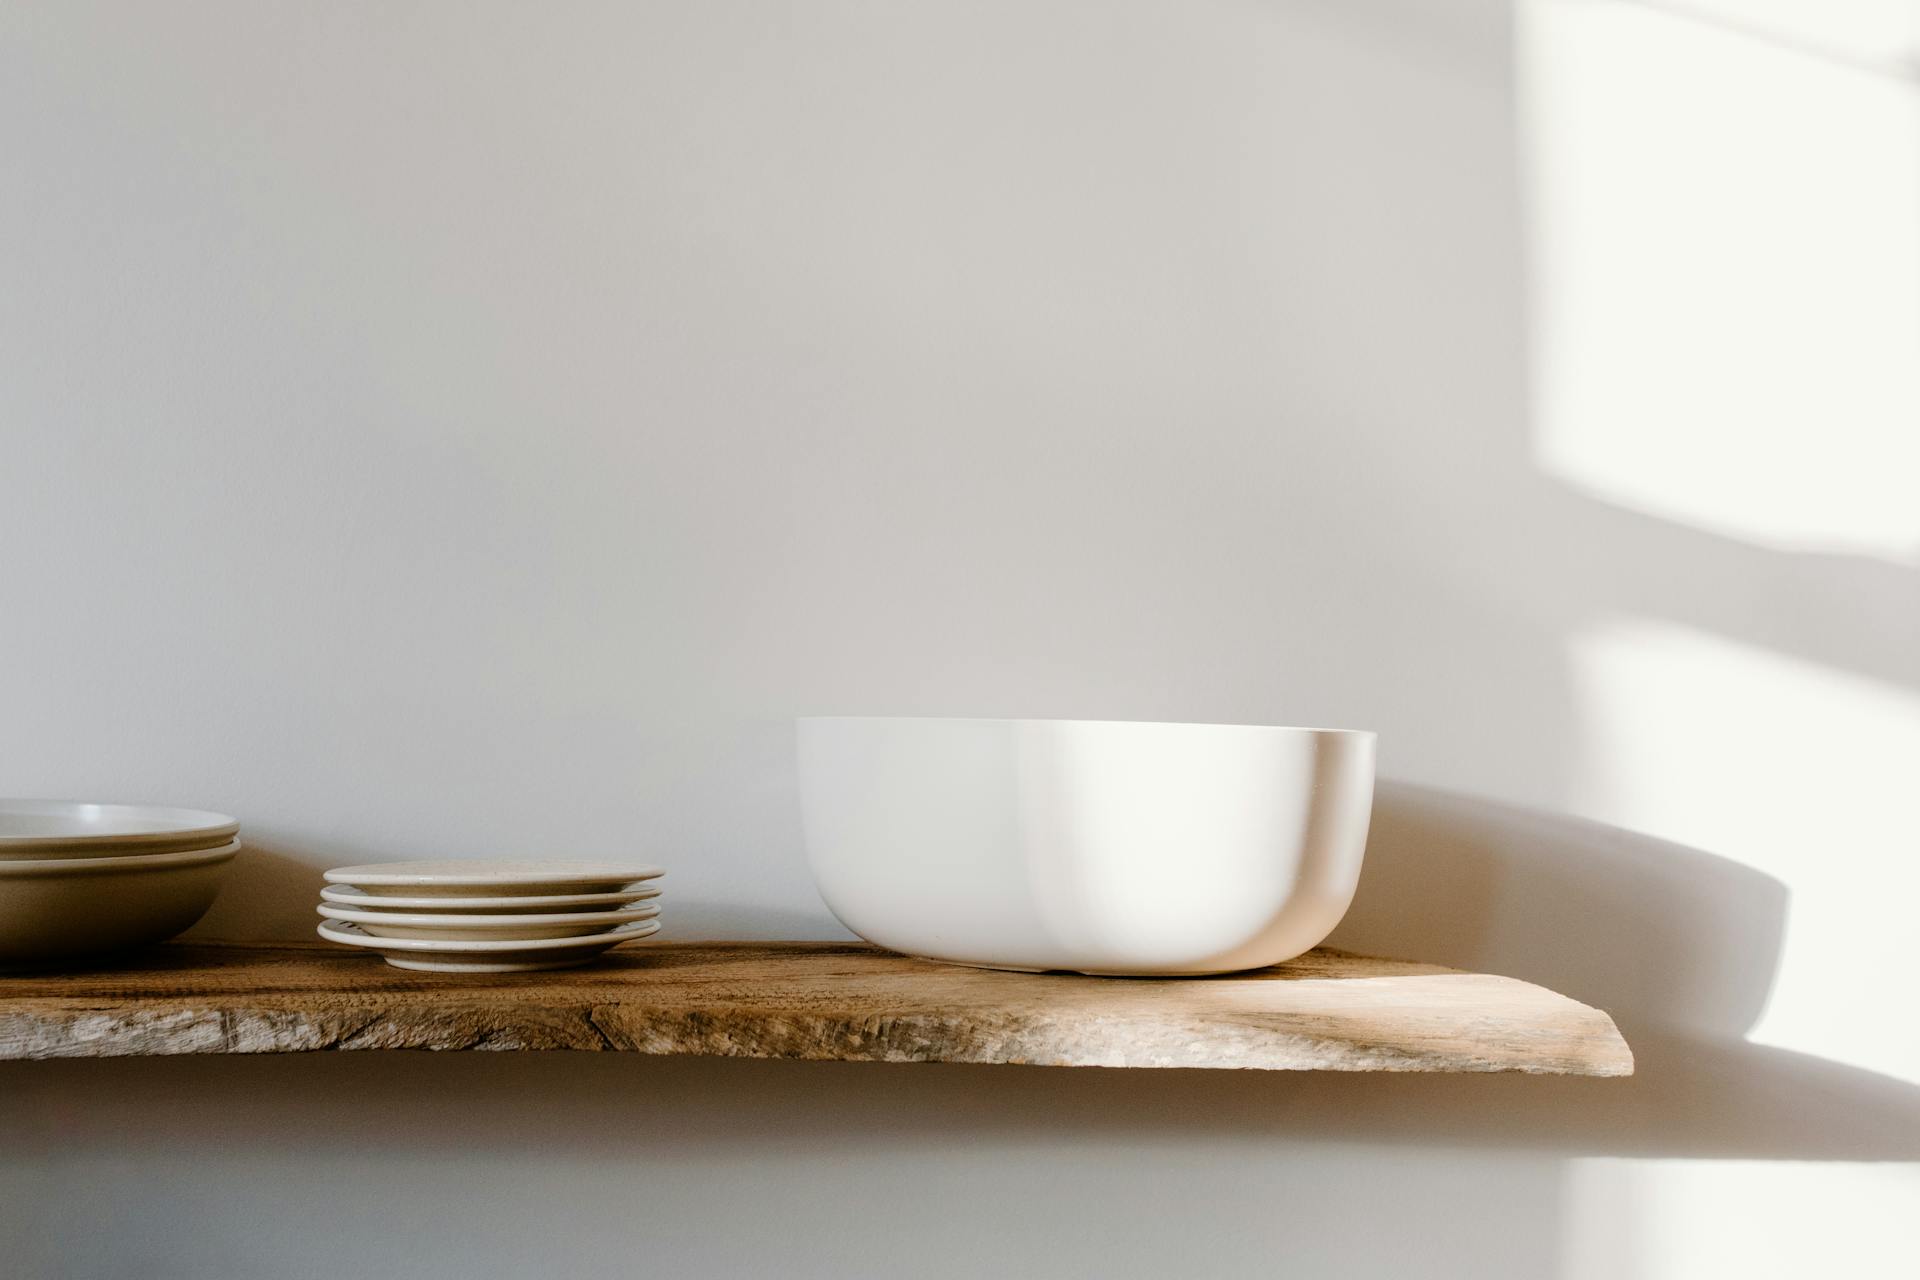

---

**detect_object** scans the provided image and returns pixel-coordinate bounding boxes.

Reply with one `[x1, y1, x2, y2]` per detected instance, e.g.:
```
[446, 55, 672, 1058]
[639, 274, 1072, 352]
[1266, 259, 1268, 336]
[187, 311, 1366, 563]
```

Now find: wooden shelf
[0, 941, 1632, 1074]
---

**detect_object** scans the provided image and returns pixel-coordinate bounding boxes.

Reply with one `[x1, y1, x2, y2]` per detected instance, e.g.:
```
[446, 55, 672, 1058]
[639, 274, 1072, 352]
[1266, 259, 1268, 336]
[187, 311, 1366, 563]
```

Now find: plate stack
[0, 801, 241, 964]
[317, 860, 665, 972]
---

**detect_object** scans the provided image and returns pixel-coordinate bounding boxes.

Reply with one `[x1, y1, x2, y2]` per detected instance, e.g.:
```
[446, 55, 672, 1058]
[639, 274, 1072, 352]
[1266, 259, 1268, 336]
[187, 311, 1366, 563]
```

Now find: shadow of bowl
[1331, 780, 1788, 1041]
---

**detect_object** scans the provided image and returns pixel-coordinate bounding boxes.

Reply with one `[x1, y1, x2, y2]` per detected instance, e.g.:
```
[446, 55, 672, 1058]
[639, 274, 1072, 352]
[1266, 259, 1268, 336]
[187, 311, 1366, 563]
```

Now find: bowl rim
[0, 839, 242, 877]
[797, 716, 1376, 738]
[0, 800, 238, 849]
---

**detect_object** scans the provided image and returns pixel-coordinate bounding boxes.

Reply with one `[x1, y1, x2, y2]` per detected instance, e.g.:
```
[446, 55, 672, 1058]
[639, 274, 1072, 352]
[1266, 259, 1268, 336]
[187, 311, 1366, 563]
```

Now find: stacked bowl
[0, 800, 241, 964]
[317, 860, 665, 972]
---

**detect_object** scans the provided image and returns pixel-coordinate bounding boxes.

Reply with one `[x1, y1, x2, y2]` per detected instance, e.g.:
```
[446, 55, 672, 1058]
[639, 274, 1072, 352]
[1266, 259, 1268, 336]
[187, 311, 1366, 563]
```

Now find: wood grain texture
[0, 942, 1633, 1074]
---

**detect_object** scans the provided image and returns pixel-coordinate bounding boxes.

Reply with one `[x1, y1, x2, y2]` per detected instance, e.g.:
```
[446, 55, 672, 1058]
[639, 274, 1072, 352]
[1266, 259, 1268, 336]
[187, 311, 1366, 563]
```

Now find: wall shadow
[0, 1053, 1574, 1280]
[1318, 782, 1920, 1160]
[187, 840, 328, 942]
[654, 897, 848, 942]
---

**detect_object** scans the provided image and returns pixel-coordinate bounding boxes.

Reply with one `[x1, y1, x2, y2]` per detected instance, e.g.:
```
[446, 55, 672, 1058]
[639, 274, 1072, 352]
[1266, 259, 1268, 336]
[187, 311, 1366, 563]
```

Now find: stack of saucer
[0, 801, 242, 964]
[317, 860, 664, 972]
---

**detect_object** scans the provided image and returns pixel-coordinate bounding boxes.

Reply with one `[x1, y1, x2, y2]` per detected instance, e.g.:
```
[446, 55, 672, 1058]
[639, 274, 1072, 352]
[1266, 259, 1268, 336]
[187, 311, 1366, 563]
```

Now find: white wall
[4, 1, 1917, 1276]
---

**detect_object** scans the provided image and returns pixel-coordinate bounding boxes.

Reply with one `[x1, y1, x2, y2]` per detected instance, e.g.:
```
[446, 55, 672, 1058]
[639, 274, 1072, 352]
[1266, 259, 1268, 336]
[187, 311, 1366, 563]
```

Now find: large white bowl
[0, 840, 241, 964]
[797, 718, 1376, 976]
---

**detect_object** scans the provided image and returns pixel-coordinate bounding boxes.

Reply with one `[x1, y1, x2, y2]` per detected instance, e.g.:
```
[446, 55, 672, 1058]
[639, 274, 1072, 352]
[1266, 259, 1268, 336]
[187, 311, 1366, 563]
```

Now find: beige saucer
[324, 860, 663, 897]
[315, 902, 660, 941]
[319, 883, 662, 913]
[317, 918, 661, 972]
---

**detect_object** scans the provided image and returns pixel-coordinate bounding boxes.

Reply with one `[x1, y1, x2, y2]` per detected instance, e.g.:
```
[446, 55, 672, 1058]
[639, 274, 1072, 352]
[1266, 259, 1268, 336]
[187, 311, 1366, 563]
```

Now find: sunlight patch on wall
[1567, 619, 1920, 1083]
[1518, 0, 1920, 561]
[1562, 1158, 1920, 1280]
[1647, 0, 1920, 70]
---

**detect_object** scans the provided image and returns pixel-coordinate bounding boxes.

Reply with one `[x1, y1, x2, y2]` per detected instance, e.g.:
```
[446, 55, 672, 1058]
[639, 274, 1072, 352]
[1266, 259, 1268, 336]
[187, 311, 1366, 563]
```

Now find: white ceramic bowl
[0, 800, 238, 859]
[0, 839, 241, 964]
[797, 718, 1375, 975]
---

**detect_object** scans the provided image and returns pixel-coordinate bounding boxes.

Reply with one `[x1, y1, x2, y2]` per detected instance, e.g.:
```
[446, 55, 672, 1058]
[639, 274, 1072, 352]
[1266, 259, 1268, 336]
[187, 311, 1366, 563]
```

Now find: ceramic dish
[798, 717, 1376, 976]
[324, 860, 664, 896]
[315, 902, 661, 941]
[318, 884, 662, 913]
[317, 918, 661, 972]
[0, 800, 238, 858]
[0, 839, 241, 963]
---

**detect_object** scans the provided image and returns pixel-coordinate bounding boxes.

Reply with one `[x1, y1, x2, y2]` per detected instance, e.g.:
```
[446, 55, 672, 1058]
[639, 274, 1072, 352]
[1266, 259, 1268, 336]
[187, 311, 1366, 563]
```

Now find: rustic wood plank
[0, 941, 1633, 1074]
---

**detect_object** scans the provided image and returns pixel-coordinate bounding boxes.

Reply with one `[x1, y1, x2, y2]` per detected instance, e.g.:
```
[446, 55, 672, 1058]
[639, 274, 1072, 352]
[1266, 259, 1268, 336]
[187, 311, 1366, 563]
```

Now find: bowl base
[379, 955, 602, 974]
[911, 955, 1048, 974]
[912, 954, 1263, 979]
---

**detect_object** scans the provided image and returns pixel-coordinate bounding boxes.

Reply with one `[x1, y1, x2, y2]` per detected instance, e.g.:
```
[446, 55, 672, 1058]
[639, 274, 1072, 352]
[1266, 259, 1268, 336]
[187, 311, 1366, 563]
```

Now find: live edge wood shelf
[0, 941, 1631, 1075]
